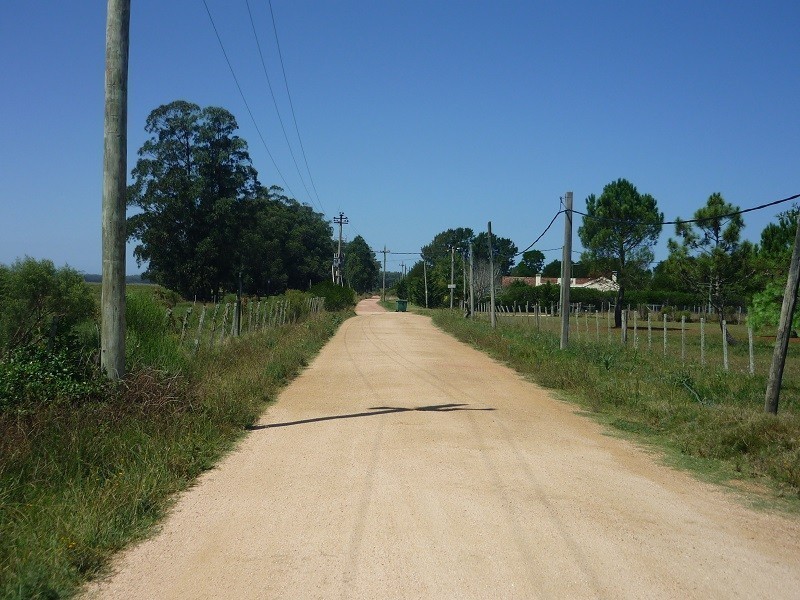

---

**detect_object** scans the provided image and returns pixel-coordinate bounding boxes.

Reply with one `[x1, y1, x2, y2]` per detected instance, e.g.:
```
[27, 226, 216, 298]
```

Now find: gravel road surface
[86, 297, 800, 599]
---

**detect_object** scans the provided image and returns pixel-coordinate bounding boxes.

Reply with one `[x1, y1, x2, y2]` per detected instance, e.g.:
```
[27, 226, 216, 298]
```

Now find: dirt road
[87, 298, 800, 599]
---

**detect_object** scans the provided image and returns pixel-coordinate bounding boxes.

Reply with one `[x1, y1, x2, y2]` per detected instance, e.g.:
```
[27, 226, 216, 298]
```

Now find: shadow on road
[247, 403, 495, 430]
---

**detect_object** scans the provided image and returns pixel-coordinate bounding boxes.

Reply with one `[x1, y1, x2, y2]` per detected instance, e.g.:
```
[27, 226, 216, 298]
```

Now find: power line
[514, 209, 565, 257]
[244, 0, 320, 212]
[268, 0, 324, 211]
[201, 0, 297, 199]
[572, 192, 800, 227]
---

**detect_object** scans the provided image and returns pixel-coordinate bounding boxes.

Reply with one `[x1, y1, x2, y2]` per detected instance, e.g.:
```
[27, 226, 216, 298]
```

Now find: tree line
[398, 178, 797, 336]
[127, 100, 379, 300]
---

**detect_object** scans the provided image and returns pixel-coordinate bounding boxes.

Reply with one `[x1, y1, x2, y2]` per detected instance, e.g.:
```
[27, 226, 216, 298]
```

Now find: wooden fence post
[722, 320, 729, 371]
[663, 314, 667, 357]
[193, 304, 206, 352]
[681, 315, 686, 362]
[180, 305, 192, 343]
[748, 326, 755, 376]
[700, 317, 706, 366]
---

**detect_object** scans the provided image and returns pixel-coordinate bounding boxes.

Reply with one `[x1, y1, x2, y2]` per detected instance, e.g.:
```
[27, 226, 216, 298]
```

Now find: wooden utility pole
[423, 258, 429, 308]
[461, 250, 467, 311]
[100, 0, 130, 380]
[765, 212, 800, 414]
[469, 241, 475, 318]
[333, 212, 348, 285]
[381, 246, 388, 302]
[488, 221, 496, 329]
[560, 191, 573, 350]
[449, 246, 456, 309]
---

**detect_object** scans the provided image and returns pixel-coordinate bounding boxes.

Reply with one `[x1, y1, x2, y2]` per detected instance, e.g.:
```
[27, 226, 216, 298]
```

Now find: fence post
[194, 304, 206, 353]
[681, 315, 686, 362]
[700, 317, 706, 366]
[220, 302, 230, 342]
[748, 326, 755, 376]
[595, 310, 600, 341]
[209, 303, 220, 347]
[180, 305, 192, 343]
[663, 313, 668, 357]
[622, 310, 628, 345]
[722, 320, 729, 371]
[633, 310, 638, 350]
[647, 313, 652, 351]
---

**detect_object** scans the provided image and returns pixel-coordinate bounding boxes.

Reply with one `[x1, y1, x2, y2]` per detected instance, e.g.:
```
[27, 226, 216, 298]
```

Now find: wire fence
[473, 302, 776, 376]
[165, 295, 325, 353]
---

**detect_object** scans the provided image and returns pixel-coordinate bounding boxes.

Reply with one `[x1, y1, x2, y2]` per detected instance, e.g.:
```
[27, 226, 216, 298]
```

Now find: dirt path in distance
[86, 298, 800, 599]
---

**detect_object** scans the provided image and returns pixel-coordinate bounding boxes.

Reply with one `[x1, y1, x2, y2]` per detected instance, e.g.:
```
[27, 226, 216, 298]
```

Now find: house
[501, 274, 619, 292]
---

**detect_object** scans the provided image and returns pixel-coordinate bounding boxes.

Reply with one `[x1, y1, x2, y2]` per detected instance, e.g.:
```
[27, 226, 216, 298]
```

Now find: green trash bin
[396, 299, 408, 312]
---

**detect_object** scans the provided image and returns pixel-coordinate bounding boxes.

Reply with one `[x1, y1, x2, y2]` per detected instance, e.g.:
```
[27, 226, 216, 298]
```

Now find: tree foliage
[510, 250, 545, 276]
[578, 178, 663, 326]
[666, 193, 755, 335]
[0, 257, 94, 354]
[344, 235, 380, 293]
[127, 101, 332, 298]
[748, 206, 800, 332]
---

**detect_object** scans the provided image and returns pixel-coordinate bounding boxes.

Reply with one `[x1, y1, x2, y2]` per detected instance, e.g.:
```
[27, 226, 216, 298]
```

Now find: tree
[127, 101, 259, 298]
[0, 258, 94, 354]
[239, 186, 332, 295]
[748, 205, 800, 332]
[421, 228, 474, 263]
[510, 250, 545, 276]
[345, 235, 380, 293]
[540, 259, 589, 279]
[667, 192, 755, 338]
[473, 231, 518, 276]
[578, 178, 663, 327]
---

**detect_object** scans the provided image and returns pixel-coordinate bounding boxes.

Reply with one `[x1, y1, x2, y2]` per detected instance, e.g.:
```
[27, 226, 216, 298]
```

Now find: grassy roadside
[432, 310, 800, 511]
[0, 311, 350, 599]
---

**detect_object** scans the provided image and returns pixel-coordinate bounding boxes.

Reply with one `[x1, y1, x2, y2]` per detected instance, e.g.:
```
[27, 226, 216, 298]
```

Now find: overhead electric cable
[201, 0, 297, 199]
[514, 209, 565, 257]
[572, 192, 800, 227]
[244, 0, 320, 212]
[268, 0, 324, 211]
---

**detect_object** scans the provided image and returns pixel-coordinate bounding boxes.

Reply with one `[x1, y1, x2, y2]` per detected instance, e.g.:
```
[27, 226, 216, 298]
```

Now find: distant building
[501, 274, 619, 292]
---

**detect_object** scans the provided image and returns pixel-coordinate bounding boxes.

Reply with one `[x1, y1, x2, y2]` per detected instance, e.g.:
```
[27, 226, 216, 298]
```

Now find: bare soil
[85, 297, 800, 599]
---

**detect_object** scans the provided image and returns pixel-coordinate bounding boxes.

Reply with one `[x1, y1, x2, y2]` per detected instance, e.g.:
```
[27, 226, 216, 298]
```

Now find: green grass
[432, 310, 800, 511]
[0, 311, 350, 599]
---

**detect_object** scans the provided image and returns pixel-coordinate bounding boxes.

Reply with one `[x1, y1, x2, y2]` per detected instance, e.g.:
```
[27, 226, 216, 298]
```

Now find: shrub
[0, 344, 104, 410]
[309, 281, 356, 311]
[0, 257, 95, 355]
[126, 292, 185, 372]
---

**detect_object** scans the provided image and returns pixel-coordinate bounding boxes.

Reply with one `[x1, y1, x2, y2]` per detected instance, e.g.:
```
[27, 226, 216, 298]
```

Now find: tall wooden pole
[765, 212, 800, 414]
[381, 246, 388, 302]
[488, 221, 496, 329]
[469, 241, 475, 318]
[560, 191, 573, 350]
[101, 0, 130, 380]
[450, 246, 455, 309]
[423, 257, 429, 308]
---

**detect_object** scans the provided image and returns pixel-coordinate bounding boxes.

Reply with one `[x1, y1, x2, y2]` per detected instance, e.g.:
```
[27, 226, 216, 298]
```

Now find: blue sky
[1, 1, 798, 274]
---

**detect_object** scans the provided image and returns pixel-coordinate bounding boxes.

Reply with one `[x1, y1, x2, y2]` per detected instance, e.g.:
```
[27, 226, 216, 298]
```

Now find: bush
[309, 281, 356, 311]
[126, 292, 185, 372]
[0, 257, 95, 355]
[0, 344, 103, 410]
